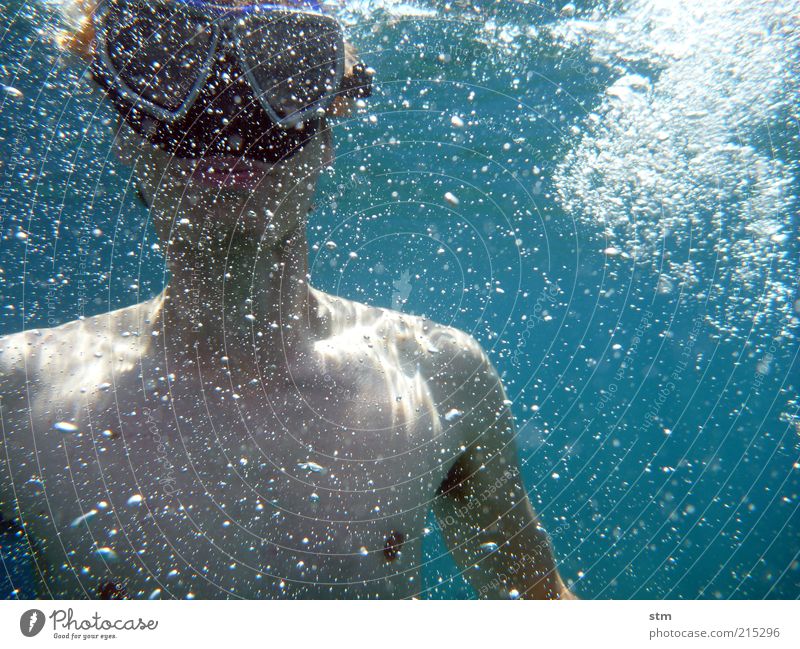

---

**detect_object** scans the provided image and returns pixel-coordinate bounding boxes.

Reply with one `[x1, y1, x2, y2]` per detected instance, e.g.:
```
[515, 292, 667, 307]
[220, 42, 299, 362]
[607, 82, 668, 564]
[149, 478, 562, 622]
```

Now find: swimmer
[0, 0, 575, 599]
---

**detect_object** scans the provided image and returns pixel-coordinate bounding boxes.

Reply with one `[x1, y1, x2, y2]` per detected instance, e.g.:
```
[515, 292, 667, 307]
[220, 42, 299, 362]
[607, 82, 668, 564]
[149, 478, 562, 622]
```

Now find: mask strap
[339, 62, 373, 100]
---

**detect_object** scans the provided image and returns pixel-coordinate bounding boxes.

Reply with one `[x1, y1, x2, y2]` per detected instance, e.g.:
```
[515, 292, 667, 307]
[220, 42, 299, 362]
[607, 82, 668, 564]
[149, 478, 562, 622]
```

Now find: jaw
[116, 121, 326, 243]
[167, 155, 281, 192]
[148, 162, 316, 252]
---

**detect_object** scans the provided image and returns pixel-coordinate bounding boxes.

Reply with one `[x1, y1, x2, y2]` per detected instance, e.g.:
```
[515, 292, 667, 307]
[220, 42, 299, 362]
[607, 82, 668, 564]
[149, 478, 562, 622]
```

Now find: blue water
[1, 0, 798, 598]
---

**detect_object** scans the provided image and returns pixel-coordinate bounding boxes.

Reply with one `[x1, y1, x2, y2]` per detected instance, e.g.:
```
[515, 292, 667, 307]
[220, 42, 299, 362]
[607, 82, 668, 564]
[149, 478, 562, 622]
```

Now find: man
[0, 0, 574, 599]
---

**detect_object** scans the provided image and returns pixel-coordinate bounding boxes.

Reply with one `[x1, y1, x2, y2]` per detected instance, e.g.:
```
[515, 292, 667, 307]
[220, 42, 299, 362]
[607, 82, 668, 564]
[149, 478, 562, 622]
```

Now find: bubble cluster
[551, 0, 799, 334]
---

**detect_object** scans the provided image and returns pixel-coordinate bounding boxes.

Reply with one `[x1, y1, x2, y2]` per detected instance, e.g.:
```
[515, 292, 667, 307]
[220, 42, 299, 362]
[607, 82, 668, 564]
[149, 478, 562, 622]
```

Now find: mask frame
[91, 0, 365, 130]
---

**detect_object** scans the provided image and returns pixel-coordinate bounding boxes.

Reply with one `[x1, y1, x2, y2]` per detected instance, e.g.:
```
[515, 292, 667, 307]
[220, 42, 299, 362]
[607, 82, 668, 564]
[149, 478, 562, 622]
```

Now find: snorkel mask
[91, 0, 372, 164]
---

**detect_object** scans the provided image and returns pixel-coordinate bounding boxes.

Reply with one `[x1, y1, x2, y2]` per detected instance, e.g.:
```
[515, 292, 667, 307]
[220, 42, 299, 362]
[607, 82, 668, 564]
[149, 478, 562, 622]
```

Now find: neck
[158, 218, 318, 372]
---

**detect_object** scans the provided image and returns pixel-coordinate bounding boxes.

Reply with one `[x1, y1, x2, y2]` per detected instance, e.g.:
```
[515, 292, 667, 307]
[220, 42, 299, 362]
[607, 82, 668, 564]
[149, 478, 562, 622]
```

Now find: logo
[20, 609, 45, 637]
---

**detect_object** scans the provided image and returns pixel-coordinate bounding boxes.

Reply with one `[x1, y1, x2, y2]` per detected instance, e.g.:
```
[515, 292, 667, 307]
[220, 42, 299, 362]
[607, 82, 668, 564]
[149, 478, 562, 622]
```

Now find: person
[0, 0, 575, 599]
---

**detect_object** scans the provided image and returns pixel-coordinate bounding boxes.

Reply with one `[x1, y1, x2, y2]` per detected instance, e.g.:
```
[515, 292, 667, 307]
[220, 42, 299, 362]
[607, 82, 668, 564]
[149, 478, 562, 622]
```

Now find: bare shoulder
[313, 288, 491, 373]
[311, 289, 503, 429]
[0, 296, 163, 410]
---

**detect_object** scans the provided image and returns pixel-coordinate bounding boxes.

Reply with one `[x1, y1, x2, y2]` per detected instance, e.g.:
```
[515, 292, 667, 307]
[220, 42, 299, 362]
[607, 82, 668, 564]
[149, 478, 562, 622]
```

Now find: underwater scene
[0, 0, 798, 599]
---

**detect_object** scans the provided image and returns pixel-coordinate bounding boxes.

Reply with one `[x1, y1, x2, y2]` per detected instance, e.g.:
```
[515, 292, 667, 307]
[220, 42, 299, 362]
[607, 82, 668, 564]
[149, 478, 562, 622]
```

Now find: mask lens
[103, 2, 214, 111]
[237, 12, 343, 124]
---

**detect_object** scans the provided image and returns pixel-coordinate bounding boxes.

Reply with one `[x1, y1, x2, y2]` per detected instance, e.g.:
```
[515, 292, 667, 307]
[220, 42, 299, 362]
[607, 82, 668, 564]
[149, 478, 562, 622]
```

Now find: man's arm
[428, 331, 574, 599]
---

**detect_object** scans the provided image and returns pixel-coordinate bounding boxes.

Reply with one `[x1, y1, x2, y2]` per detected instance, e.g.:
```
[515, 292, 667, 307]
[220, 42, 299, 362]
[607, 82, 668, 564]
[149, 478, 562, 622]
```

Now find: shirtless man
[0, 0, 573, 599]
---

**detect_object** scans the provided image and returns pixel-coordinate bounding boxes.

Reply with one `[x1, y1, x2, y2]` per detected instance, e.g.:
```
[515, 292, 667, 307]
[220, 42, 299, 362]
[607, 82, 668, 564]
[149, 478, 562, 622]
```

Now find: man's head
[58, 0, 370, 245]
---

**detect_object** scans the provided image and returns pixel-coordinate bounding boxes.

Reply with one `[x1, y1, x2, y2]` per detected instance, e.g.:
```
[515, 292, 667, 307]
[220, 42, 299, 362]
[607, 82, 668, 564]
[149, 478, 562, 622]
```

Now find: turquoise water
[1, 0, 798, 598]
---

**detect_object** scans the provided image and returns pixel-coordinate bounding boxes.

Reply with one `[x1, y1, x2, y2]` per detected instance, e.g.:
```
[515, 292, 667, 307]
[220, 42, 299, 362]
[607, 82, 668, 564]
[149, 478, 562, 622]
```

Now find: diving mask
[91, 0, 372, 163]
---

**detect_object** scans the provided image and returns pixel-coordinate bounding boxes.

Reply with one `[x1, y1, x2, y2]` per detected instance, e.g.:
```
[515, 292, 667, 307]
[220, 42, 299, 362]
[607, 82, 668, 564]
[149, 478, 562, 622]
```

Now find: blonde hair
[53, 0, 97, 59]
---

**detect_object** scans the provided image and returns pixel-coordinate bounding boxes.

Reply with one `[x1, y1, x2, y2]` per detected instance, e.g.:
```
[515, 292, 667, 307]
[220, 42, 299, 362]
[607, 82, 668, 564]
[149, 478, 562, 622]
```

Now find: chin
[166, 155, 281, 192]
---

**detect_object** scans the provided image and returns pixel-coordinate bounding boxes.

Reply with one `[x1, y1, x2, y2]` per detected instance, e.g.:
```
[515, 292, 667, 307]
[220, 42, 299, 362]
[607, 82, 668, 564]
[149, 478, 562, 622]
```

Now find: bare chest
[3, 372, 453, 599]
